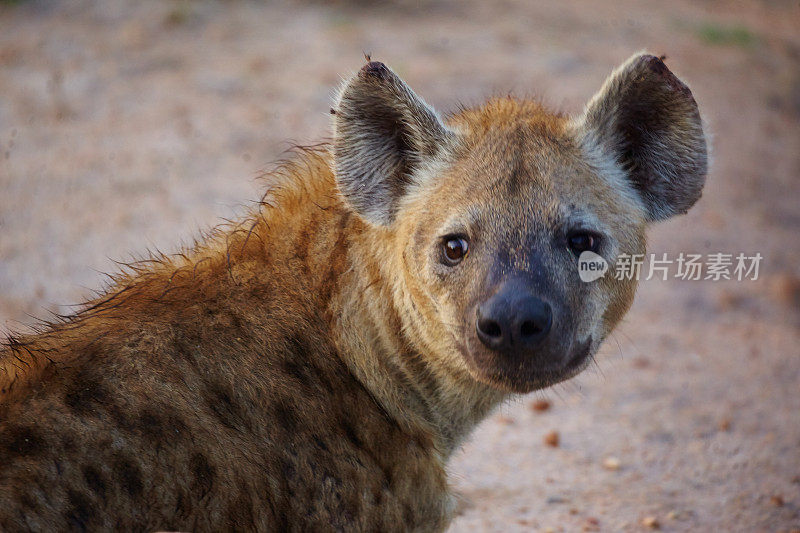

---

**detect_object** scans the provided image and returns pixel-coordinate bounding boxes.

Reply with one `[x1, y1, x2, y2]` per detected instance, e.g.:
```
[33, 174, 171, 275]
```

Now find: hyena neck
[322, 207, 505, 459]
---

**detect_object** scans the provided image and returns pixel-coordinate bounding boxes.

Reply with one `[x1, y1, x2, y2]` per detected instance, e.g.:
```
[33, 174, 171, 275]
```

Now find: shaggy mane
[0, 144, 335, 403]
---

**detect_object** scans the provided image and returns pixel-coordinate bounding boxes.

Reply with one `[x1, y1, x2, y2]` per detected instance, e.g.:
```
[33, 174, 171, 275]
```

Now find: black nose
[476, 283, 552, 353]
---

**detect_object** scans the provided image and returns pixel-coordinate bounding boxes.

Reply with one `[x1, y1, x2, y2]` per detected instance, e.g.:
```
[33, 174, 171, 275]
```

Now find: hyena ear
[572, 53, 708, 221]
[333, 61, 453, 225]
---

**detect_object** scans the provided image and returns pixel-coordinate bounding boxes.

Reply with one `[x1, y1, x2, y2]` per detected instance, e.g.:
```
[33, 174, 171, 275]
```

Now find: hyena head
[333, 54, 706, 394]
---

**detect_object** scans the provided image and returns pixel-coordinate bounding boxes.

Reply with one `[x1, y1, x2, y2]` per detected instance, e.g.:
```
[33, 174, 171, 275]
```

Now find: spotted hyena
[0, 52, 706, 531]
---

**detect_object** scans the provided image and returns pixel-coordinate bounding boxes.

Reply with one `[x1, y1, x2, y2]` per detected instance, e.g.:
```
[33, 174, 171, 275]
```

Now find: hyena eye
[442, 236, 469, 265]
[567, 232, 600, 256]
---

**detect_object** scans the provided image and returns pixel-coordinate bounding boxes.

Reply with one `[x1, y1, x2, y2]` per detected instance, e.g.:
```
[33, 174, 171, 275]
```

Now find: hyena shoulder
[0, 148, 453, 531]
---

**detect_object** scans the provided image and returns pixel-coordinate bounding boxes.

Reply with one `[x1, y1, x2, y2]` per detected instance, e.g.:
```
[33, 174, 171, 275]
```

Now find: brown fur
[0, 52, 706, 531]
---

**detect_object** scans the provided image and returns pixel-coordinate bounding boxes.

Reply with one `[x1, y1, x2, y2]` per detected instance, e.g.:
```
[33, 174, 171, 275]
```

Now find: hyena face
[334, 55, 706, 393]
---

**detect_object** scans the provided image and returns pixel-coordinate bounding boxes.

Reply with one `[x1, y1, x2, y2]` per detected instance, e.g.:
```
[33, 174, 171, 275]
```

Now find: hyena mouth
[529, 336, 593, 376]
[463, 330, 595, 393]
[564, 336, 593, 372]
[530, 337, 594, 389]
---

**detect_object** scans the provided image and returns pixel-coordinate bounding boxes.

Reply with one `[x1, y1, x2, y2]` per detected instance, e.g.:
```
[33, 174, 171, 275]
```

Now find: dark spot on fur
[18, 491, 39, 511]
[60, 433, 76, 450]
[341, 418, 363, 450]
[272, 400, 298, 433]
[189, 452, 215, 497]
[103, 403, 188, 445]
[204, 381, 250, 432]
[102, 401, 135, 433]
[293, 221, 314, 268]
[312, 435, 329, 453]
[382, 464, 394, 489]
[64, 489, 94, 531]
[280, 457, 297, 481]
[63, 368, 111, 416]
[282, 335, 317, 389]
[174, 491, 190, 520]
[113, 455, 143, 497]
[229, 310, 244, 331]
[162, 410, 188, 440]
[173, 337, 201, 372]
[83, 465, 108, 497]
[138, 409, 164, 439]
[137, 407, 187, 442]
[282, 358, 313, 391]
[0, 424, 47, 458]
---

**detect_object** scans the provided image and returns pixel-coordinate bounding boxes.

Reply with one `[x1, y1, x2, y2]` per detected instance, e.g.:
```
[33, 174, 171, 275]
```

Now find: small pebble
[769, 272, 800, 308]
[642, 516, 660, 529]
[530, 399, 551, 412]
[770, 495, 784, 507]
[602, 456, 621, 470]
[544, 431, 560, 447]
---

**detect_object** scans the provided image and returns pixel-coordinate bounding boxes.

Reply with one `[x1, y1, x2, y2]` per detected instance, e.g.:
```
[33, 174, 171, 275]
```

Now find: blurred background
[1, 0, 798, 530]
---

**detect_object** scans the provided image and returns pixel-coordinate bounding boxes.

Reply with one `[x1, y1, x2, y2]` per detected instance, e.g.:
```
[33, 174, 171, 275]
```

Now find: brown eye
[567, 232, 599, 256]
[442, 236, 469, 265]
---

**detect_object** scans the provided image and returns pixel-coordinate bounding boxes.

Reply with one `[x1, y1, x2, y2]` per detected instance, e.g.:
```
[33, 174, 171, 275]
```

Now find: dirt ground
[1, 0, 799, 531]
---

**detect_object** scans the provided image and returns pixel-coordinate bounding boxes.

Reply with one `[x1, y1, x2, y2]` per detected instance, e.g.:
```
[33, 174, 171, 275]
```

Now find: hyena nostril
[477, 317, 502, 338]
[520, 320, 543, 337]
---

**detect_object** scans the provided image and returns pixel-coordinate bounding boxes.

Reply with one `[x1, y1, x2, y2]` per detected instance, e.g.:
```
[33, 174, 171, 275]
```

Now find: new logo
[578, 251, 608, 282]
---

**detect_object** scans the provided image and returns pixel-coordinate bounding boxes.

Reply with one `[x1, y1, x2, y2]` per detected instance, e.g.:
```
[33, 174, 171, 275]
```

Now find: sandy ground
[1, 0, 799, 531]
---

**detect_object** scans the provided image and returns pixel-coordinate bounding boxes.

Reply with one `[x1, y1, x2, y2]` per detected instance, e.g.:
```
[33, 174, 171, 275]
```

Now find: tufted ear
[573, 53, 708, 221]
[332, 61, 453, 225]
